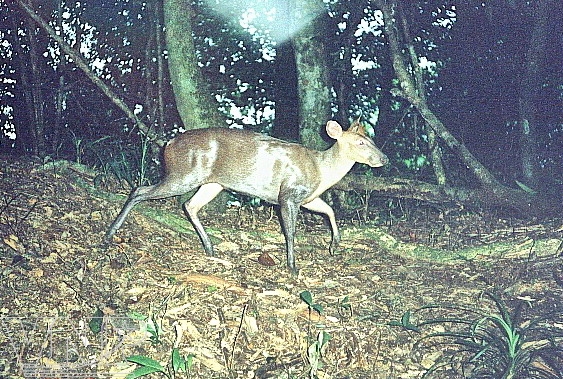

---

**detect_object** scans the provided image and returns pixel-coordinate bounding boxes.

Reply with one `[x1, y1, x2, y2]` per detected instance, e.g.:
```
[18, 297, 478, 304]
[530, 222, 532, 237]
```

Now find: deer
[103, 120, 388, 274]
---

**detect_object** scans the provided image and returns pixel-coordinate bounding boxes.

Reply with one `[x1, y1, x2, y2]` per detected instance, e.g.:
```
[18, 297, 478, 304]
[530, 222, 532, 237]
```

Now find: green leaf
[312, 303, 324, 314]
[389, 310, 420, 332]
[172, 348, 186, 373]
[88, 308, 104, 334]
[401, 310, 418, 330]
[128, 311, 148, 321]
[126, 355, 166, 372]
[206, 285, 218, 293]
[339, 296, 351, 310]
[126, 365, 162, 379]
[300, 290, 313, 306]
[185, 353, 195, 370]
[145, 318, 160, 344]
[401, 310, 411, 324]
[319, 331, 331, 346]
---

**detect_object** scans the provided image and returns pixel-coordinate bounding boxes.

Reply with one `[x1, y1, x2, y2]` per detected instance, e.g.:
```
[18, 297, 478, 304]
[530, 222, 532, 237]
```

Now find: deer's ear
[326, 121, 343, 139]
[349, 119, 366, 136]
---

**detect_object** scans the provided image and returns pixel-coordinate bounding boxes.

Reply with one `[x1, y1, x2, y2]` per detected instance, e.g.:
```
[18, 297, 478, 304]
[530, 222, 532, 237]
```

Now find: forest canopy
[1, 0, 562, 215]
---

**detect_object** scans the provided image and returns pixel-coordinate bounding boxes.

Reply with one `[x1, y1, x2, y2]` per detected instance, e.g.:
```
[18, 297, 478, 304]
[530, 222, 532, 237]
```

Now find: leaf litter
[0, 158, 562, 378]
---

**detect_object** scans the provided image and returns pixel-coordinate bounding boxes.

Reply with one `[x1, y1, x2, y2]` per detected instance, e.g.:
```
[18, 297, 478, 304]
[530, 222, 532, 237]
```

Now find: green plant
[390, 292, 563, 378]
[306, 331, 331, 379]
[300, 290, 323, 315]
[136, 132, 151, 187]
[126, 348, 195, 379]
[128, 311, 161, 345]
[337, 295, 352, 318]
[88, 307, 104, 335]
[68, 129, 111, 165]
[124, 309, 195, 379]
[89, 136, 158, 189]
[299, 291, 332, 378]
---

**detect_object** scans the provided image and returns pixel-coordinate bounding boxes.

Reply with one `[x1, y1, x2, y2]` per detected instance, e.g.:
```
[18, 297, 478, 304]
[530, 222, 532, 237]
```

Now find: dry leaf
[3, 234, 21, 252]
[257, 251, 277, 266]
[243, 315, 259, 334]
[176, 273, 247, 294]
[40, 357, 61, 370]
[28, 268, 44, 278]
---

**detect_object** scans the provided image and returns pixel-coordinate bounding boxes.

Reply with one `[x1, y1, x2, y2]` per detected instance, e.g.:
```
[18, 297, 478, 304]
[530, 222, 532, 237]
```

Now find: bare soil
[1, 157, 562, 378]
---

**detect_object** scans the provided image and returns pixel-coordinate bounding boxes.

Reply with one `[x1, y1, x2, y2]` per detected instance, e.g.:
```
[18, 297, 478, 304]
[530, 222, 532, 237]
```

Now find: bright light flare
[204, 0, 325, 44]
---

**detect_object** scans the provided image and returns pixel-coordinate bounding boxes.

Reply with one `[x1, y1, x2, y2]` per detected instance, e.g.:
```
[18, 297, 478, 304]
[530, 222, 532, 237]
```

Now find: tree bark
[518, 0, 553, 189]
[163, 0, 224, 131]
[332, 0, 363, 126]
[272, 40, 300, 141]
[155, 0, 166, 136]
[10, 13, 35, 154]
[271, 0, 299, 141]
[162, 0, 229, 212]
[397, 3, 446, 185]
[292, 0, 332, 150]
[53, 0, 66, 155]
[25, 14, 46, 157]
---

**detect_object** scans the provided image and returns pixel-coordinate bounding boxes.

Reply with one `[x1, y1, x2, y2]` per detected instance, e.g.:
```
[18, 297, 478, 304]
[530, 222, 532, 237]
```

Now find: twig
[231, 303, 248, 373]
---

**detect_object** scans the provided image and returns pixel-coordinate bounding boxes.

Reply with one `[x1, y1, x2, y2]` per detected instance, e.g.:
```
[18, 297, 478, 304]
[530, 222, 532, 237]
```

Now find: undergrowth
[391, 291, 563, 378]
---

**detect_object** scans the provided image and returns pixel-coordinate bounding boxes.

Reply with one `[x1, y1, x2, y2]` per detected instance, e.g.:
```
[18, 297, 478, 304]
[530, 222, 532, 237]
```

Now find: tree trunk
[332, 0, 363, 126]
[518, 0, 552, 189]
[53, 0, 66, 156]
[155, 0, 166, 135]
[272, 41, 300, 141]
[162, 0, 228, 212]
[10, 13, 35, 154]
[163, 0, 224, 131]
[292, 1, 332, 150]
[25, 15, 46, 157]
[397, 2, 446, 185]
[335, 175, 496, 207]
[153, 0, 166, 161]
[271, 0, 299, 141]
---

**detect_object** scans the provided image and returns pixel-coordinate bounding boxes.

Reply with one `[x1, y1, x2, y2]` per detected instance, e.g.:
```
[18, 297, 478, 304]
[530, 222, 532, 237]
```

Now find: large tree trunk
[163, 0, 224, 131]
[375, 0, 557, 217]
[10, 12, 35, 155]
[25, 14, 46, 157]
[155, 0, 166, 136]
[271, 0, 299, 141]
[53, 0, 66, 156]
[162, 0, 229, 211]
[292, 0, 332, 150]
[272, 41, 300, 141]
[518, 0, 553, 189]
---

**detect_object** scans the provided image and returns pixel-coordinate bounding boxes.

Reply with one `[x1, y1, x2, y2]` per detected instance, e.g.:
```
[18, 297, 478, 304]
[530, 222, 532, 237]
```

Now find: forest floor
[1, 157, 563, 379]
